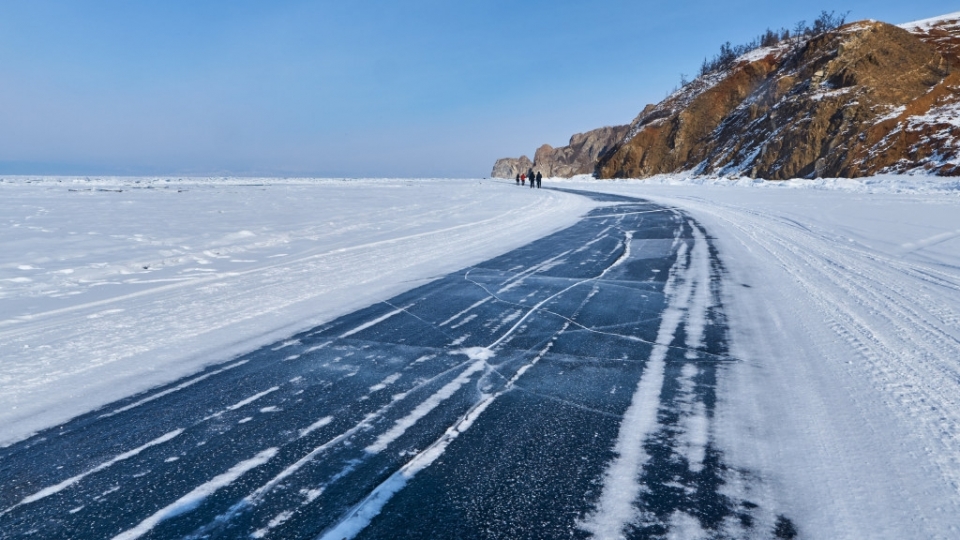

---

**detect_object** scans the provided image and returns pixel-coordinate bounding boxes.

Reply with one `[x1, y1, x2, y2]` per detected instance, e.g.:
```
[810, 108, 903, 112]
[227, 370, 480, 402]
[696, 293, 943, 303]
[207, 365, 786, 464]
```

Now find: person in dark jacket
[515, 173, 520, 185]
[529, 174, 535, 188]
[536, 171, 542, 188]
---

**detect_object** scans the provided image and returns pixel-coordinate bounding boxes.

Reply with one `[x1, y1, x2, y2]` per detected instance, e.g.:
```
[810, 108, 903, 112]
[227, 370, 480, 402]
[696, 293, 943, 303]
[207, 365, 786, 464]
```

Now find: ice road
[0, 190, 769, 539]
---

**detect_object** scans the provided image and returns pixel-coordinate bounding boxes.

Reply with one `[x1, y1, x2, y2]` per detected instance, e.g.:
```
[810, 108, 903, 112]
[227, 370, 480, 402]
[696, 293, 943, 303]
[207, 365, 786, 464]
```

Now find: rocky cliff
[491, 155, 533, 178]
[532, 125, 629, 177]
[599, 15, 960, 179]
[493, 12, 960, 179]
[490, 125, 627, 178]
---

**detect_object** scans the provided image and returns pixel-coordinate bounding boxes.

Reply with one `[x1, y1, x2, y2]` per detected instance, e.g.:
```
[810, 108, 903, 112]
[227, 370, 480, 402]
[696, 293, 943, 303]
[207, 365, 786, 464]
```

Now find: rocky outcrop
[532, 125, 629, 177]
[596, 16, 960, 179]
[490, 125, 627, 178]
[491, 155, 533, 178]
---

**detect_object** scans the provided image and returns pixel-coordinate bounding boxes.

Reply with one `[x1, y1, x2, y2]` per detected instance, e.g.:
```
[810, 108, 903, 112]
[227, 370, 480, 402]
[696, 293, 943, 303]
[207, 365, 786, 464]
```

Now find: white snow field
[3, 174, 960, 538]
[0, 177, 594, 446]
[558, 175, 960, 539]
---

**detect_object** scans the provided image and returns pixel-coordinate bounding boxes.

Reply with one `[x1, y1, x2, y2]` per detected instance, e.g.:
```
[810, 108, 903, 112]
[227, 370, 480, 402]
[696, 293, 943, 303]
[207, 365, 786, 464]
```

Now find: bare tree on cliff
[793, 20, 808, 47]
[812, 10, 849, 35]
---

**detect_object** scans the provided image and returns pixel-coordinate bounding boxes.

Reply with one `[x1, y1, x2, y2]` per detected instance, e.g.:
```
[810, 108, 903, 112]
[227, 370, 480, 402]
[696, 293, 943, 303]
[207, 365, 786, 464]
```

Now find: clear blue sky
[0, 1, 955, 177]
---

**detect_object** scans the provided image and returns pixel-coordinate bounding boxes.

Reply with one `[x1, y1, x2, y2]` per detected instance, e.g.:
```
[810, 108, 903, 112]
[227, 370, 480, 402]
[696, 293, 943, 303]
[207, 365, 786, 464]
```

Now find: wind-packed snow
[3, 428, 183, 513]
[364, 360, 486, 454]
[559, 172, 960, 194]
[112, 447, 279, 540]
[556, 174, 960, 539]
[0, 177, 594, 446]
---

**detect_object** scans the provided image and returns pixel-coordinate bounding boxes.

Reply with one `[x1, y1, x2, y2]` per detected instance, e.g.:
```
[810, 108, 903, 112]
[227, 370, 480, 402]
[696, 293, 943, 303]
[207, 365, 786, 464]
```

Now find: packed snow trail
[0, 189, 787, 539]
[557, 180, 960, 539]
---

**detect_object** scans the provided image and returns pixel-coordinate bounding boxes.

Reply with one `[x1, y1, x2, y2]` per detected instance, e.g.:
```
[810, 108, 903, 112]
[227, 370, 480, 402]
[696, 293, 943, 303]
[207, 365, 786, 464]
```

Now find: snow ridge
[578, 228, 697, 537]
[111, 448, 277, 540]
[2, 429, 184, 515]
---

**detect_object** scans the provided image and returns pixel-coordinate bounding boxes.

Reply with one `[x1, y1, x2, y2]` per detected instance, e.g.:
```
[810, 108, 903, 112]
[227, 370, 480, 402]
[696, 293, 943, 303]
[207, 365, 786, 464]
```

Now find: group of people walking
[516, 170, 542, 188]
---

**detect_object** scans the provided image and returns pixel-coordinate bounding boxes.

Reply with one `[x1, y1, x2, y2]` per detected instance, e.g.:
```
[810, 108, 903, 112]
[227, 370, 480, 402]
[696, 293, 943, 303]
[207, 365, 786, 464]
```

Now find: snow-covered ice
[0, 177, 593, 446]
[4, 173, 960, 538]
[557, 174, 960, 538]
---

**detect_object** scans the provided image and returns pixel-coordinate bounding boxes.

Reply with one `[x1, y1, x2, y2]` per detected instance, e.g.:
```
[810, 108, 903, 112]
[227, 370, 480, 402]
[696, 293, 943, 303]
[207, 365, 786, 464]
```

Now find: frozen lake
[2, 176, 959, 538]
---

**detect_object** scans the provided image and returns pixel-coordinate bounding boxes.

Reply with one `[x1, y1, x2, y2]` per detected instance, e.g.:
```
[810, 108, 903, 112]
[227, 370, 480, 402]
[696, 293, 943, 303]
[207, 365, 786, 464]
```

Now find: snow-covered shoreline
[551, 172, 960, 194]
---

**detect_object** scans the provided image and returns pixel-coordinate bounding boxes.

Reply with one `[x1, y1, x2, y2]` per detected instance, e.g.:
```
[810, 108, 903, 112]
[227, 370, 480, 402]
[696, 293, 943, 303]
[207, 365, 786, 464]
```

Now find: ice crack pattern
[0, 189, 792, 539]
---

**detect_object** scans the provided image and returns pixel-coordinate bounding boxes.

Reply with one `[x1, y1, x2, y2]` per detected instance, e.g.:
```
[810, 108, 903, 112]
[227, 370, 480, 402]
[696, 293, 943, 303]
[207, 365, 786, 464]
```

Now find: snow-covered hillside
[594, 12, 960, 180]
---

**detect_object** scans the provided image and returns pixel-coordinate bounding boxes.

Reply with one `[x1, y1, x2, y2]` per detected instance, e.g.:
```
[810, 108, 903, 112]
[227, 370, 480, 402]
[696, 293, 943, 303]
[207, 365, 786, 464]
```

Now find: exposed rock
[596, 16, 960, 179]
[490, 14, 960, 180]
[532, 125, 629, 177]
[491, 155, 533, 178]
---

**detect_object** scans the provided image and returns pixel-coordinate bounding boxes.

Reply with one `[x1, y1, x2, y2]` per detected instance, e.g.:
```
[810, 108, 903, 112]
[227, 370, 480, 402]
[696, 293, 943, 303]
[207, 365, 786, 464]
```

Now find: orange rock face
[532, 125, 629, 177]
[597, 17, 960, 179]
